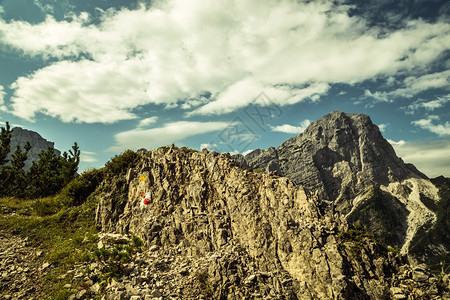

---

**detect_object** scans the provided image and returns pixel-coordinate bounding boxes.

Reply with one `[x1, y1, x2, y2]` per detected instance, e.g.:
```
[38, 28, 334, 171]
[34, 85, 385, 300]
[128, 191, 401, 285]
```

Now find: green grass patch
[0, 173, 101, 298]
[338, 224, 383, 260]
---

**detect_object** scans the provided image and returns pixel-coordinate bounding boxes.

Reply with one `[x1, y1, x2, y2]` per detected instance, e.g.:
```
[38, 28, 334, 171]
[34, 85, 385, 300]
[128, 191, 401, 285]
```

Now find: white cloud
[242, 149, 254, 156]
[108, 121, 230, 153]
[0, 0, 449, 122]
[366, 70, 450, 102]
[404, 95, 450, 114]
[80, 151, 98, 162]
[378, 123, 389, 132]
[138, 117, 159, 128]
[390, 139, 450, 177]
[0, 85, 6, 111]
[10, 59, 150, 123]
[387, 139, 406, 146]
[0, 15, 86, 58]
[33, 0, 55, 14]
[412, 116, 450, 137]
[271, 119, 311, 134]
[200, 143, 217, 150]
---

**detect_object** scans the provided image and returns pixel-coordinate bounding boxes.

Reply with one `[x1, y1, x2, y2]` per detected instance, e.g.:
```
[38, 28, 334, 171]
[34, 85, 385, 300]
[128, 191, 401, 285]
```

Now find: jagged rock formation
[236, 111, 442, 257]
[95, 146, 447, 299]
[9, 127, 61, 170]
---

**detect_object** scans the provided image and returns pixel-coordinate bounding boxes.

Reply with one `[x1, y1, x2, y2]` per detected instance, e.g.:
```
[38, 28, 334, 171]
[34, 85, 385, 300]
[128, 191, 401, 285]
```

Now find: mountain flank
[235, 111, 445, 263]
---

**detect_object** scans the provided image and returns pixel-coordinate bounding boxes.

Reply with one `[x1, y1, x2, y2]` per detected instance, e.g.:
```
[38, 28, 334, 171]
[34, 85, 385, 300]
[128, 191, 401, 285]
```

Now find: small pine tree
[1, 142, 31, 197]
[0, 122, 81, 199]
[62, 142, 80, 185]
[0, 122, 12, 166]
[27, 146, 65, 197]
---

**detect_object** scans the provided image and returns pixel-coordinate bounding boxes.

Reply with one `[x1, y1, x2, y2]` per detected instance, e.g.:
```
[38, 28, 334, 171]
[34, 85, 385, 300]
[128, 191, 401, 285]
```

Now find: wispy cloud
[387, 139, 406, 146]
[138, 117, 159, 128]
[412, 115, 450, 137]
[80, 151, 98, 162]
[390, 139, 450, 177]
[271, 119, 311, 134]
[378, 123, 389, 132]
[108, 121, 230, 153]
[403, 95, 450, 114]
[0, 85, 6, 111]
[365, 70, 450, 102]
[200, 143, 217, 150]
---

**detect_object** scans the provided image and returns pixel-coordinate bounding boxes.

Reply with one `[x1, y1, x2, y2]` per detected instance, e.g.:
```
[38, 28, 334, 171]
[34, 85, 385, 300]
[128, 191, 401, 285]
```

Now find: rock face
[95, 146, 446, 299]
[9, 127, 61, 171]
[236, 111, 441, 256]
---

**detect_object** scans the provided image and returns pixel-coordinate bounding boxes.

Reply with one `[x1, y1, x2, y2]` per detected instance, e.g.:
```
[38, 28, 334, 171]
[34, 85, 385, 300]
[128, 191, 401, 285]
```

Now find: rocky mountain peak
[282, 110, 425, 188]
[238, 111, 441, 256]
[9, 127, 61, 171]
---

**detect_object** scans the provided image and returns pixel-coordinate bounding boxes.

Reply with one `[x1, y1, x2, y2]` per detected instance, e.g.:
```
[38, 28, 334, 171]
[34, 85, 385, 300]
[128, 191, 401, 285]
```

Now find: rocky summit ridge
[9, 127, 61, 170]
[93, 145, 447, 299]
[235, 111, 443, 258]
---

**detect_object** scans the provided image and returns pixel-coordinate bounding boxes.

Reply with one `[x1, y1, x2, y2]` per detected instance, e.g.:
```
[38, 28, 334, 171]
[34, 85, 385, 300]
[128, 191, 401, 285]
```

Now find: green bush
[105, 150, 140, 178]
[63, 168, 104, 206]
[132, 235, 144, 248]
[180, 146, 198, 153]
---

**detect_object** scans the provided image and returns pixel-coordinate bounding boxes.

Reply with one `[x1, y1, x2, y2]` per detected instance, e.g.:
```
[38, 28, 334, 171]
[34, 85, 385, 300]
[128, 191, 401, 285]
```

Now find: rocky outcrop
[9, 127, 61, 170]
[95, 146, 447, 299]
[236, 111, 441, 256]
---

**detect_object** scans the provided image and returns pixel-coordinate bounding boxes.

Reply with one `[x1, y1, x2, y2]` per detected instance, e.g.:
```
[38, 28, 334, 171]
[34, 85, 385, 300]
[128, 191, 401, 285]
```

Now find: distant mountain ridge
[8, 127, 61, 170]
[234, 111, 445, 261]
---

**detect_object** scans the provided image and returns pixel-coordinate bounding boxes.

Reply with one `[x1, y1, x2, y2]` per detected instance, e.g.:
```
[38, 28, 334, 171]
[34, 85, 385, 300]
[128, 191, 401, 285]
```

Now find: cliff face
[236, 111, 441, 256]
[9, 127, 61, 170]
[95, 146, 444, 299]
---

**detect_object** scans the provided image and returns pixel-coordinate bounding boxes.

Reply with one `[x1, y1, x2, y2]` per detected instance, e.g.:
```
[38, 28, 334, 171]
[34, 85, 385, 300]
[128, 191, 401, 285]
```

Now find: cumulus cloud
[108, 120, 230, 152]
[387, 139, 406, 146]
[365, 70, 450, 102]
[10, 59, 150, 123]
[200, 143, 217, 150]
[138, 117, 159, 128]
[412, 115, 450, 137]
[403, 95, 450, 114]
[390, 139, 450, 177]
[378, 123, 389, 132]
[0, 85, 6, 111]
[271, 119, 311, 134]
[0, 0, 449, 123]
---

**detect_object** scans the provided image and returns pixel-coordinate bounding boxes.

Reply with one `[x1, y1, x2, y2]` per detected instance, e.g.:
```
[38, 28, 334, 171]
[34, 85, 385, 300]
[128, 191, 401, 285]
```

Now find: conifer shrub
[104, 149, 140, 178]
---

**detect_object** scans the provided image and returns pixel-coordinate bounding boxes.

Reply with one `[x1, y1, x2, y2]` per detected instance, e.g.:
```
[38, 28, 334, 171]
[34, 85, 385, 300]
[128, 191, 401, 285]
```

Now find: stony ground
[1, 229, 450, 299]
[0, 230, 46, 300]
[64, 233, 291, 300]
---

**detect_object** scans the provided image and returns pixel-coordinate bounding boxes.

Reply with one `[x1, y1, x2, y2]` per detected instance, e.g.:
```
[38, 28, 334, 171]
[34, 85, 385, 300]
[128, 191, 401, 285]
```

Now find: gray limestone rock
[94, 146, 446, 299]
[236, 111, 440, 255]
[8, 127, 61, 171]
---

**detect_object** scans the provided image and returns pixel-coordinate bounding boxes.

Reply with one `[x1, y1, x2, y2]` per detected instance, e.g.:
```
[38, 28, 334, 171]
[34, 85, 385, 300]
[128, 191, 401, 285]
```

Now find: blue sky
[0, 0, 449, 177]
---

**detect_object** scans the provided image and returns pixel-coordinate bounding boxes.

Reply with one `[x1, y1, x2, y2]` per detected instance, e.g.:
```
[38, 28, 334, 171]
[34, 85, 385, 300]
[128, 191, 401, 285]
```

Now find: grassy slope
[0, 150, 140, 299]
[0, 175, 100, 299]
